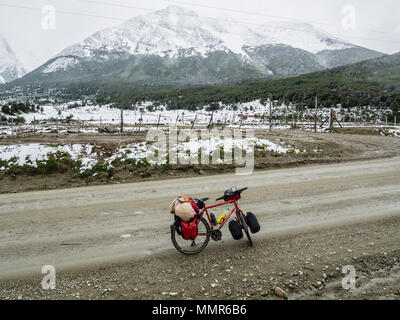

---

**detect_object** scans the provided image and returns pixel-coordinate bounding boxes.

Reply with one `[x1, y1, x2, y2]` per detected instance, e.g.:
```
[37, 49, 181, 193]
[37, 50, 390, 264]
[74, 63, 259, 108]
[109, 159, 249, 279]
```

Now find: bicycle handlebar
[215, 187, 248, 201]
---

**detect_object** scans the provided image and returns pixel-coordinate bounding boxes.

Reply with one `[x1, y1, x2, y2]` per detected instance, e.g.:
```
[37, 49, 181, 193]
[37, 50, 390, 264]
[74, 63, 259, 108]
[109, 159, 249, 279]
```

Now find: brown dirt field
[332, 127, 382, 135]
[1, 128, 400, 194]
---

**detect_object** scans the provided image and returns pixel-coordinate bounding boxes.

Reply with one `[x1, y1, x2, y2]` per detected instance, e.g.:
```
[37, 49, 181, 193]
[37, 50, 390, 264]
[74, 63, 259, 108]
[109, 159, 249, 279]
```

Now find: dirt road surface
[1, 157, 400, 300]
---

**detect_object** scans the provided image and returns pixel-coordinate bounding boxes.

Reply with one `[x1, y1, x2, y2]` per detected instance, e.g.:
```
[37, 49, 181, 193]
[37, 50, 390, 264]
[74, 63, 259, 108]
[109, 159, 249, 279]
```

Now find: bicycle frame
[198, 198, 244, 236]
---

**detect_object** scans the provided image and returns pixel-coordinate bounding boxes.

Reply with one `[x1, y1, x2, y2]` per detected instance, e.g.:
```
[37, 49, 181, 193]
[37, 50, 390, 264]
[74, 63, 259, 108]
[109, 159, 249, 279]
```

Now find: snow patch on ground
[377, 128, 400, 137]
[8, 100, 394, 128]
[105, 142, 156, 166]
[390, 129, 400, 137]
[0, 143, 97, 172]
[0, 135, 307, 174]
[179, 136, 289, 156]
[105, 136, 296, 168]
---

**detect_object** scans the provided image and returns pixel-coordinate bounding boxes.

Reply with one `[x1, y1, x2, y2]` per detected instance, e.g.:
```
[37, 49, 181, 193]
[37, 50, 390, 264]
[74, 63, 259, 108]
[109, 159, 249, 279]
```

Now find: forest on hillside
[57, 70, 399, 117]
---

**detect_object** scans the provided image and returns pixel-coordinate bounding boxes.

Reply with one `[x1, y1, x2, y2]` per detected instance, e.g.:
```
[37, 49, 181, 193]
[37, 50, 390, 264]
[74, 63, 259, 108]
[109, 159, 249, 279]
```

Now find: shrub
[125, 158, 137, 166]
[14, 116, 26, 124]
[35, 151, 77, 174]
[80, 161, 108, 178]
[65, 115, 74, 124]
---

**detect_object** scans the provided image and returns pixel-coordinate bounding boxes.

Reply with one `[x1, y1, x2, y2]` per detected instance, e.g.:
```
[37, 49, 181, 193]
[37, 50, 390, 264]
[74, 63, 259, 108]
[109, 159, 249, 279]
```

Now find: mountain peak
[154, 5, 199, 17]
[0, 33, 12, 55]
[0, 34, 26, 83]
[59, 5, 361, 59]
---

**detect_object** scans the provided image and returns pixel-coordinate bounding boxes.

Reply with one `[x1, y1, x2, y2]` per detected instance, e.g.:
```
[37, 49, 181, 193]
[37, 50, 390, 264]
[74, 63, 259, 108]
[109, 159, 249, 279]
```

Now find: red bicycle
[171, 187, 259, 255]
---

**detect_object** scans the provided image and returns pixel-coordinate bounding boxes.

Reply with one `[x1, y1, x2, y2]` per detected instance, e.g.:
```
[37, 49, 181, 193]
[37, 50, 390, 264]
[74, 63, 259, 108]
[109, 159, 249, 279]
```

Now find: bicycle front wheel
[171, 217, 211, 255]
[238, 211, 253, 247]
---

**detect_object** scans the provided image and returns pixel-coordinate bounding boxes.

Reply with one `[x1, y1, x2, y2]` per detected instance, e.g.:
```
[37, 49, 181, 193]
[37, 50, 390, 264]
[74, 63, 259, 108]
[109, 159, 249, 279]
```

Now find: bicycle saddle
[195, 198, 209, 210]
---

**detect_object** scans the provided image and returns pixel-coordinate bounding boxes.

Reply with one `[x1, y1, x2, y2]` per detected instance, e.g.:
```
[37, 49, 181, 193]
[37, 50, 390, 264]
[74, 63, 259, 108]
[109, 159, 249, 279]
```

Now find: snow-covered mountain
[15, 5, 384, 86]
[57, 6, 357, 61]
[58, 6, 270, 60]
[0, 34, 26, 83]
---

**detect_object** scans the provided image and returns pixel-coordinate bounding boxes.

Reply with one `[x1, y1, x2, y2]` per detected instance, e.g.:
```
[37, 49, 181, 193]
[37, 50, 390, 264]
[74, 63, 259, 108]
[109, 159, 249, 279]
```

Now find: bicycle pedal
[211, 230, 222, 241]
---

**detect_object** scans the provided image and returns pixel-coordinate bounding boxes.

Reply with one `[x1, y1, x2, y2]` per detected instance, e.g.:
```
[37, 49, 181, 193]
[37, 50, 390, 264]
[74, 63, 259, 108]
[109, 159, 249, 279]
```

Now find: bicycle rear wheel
[238, 211, 253, 247]
[171, 217, 211, 255]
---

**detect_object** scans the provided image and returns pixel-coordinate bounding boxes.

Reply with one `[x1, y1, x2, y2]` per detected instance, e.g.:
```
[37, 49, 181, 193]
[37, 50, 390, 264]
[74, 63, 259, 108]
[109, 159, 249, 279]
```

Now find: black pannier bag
[246, 212, 260, 234]
[173, 216, 183, 236]
[229, 220, 243, 240]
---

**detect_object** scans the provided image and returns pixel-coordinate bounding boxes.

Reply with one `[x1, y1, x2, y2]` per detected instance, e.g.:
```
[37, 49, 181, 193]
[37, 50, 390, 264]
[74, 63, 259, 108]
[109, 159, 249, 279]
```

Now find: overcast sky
[1, 0, 400, 71]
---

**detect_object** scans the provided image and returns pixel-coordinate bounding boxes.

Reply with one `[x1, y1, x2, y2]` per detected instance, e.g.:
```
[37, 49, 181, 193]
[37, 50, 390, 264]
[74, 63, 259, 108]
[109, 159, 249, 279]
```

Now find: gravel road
[0, 157, 399, 300]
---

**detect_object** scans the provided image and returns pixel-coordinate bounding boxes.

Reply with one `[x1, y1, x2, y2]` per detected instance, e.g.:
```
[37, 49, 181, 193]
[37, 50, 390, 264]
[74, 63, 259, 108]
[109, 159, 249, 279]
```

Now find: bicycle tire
[171, 217, 211, 255]
[238, 211, 253, 247]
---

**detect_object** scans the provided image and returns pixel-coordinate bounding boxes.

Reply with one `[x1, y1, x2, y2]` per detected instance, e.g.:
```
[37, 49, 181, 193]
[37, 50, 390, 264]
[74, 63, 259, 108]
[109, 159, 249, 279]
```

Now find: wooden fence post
[208, 111, 214, 131]
[120, 108, 124, 133]
[269, 95, 273, 132]
[191, 115, 197, 130]
[239, 116, 243, 130]
[156, 114, 161, 129]
[314, 96, 318, 133]
[329, 109, 334, 131]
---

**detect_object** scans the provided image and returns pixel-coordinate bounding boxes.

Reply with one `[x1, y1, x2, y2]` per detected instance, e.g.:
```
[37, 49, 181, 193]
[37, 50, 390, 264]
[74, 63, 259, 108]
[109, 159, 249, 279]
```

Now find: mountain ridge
[8, 5, 385, 87]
